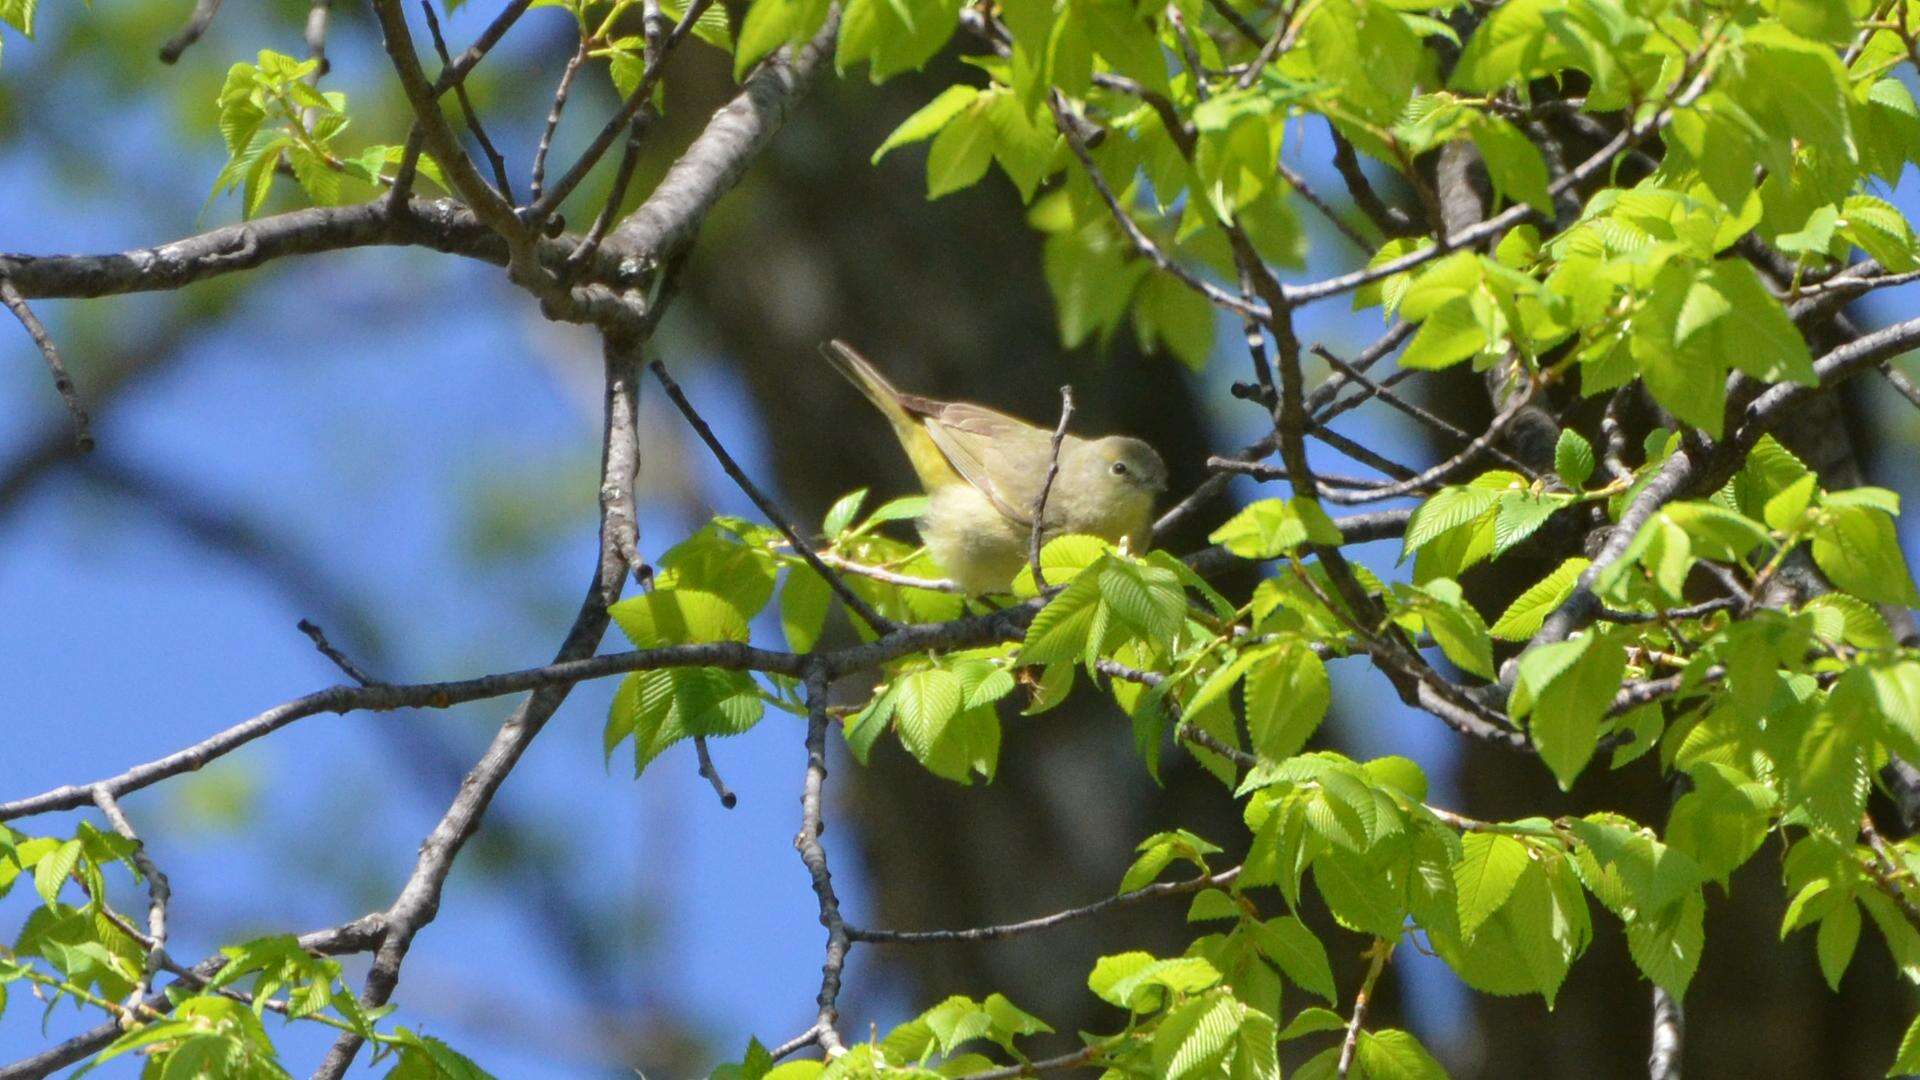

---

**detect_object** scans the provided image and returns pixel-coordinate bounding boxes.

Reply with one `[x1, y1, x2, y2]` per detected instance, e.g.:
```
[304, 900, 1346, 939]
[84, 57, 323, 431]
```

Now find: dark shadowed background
[6, 2, 1920, 1076]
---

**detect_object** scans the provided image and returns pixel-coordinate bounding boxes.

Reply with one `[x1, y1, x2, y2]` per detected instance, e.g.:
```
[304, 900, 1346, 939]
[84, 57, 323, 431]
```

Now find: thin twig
[1881, 363, 1920, 410]
[1204, 0, 1265, 45]
[565, 113, 656, 276]
[310, 340, 646, 1080]
[529, 41, 591, 205]
[852, 865, 1241, 944]
[1861, 813, 1920, 933]
[1305, 322, 1414, 418]
[90, 787, 170, 1029]
[297, 618, 378, 686]
[428, 0, 537, 96]
[1329, 123, 1417, 236]
[816, 552, 961, 593]
[384, 126, 427, 212]
[1204, 457, 1395, 491]
[1593, 598, 1740, 625]
[1047, 94, 1264, 322]
[157, 0, 224, 63]
[1306, 419, 1421, 484]
[1029, 386, 1075, 589]
[768, 1022, 826, 1062]
[1152, 432, 1277, 543]
[649, 360, 896, 635]
[692, 734, 737, 809]
[420, 0, 517, 203]
[1309, 344, 1536, 475]
[1277, 160, 1373, 253]
[1336, 941, 1391, 1078]
[524, 0, 719, 223]
[0, 275, 93, 452]
[798, 666, 849, 1056]
[1320, 385, 1545, 503]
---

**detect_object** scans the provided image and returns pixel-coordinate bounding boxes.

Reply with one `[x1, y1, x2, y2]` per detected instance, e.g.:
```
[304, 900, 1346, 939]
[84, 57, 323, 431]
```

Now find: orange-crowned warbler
[824, 340, 1167, 594]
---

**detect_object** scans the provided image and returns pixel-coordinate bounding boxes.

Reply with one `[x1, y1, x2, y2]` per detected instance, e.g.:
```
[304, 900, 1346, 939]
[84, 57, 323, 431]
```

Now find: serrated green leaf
[1555, 430, 1595, 489]
[1454, 833, 1531, 938]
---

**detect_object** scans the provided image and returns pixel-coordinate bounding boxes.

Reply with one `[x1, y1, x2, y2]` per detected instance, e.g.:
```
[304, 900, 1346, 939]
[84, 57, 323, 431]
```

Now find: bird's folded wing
[922, 404, 1057, 526]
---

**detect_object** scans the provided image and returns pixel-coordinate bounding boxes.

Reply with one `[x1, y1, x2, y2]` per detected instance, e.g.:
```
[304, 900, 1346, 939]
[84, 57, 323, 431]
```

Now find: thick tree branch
[309, 346, 645, 1079]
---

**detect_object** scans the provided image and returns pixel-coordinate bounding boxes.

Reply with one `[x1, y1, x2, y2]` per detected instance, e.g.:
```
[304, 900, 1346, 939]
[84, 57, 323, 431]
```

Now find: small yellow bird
[824, 340, 1169, 594]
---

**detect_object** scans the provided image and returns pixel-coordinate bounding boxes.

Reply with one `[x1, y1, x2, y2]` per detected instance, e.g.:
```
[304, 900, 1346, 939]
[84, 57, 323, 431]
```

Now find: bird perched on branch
[823, 340, 1168, 595]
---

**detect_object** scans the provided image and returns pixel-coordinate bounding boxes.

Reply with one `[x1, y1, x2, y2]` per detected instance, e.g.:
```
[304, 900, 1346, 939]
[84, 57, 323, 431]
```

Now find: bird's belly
[921, 486, 1030, 594]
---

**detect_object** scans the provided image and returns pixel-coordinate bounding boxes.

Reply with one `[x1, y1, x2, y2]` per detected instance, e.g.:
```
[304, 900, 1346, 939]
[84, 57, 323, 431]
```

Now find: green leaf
[1624, 891, 1705, 999]
[1133, 274, 1217, 371]
[1187, 889, 1241, 923]
[1277, 1007, 1346, 1041]
[1399, 295, 1485, 370]
[1489, 492, 1563, 562]
[837, 0, 964, 83]
[1087, 953, 1222, 1012]
[733, 0, 833, 80]
[894, 668, 964, 761]
[1405, 579, 1495, 680]
[1152, 993, 1240, 1079]
[779, 567, 832, 653]
[1011, 534, 1115, 596]
[1018, 569, 1106, 664]
[1471, 114, 1552, 212]
[608, 667, 763, 776]
[1666, 763, 1775, 883]
[1817, 900, 1861, 992]
[32, 839, 80, 907]
[925, 100, 995, 199]
[1892, 1011, 1920, 1074]
[1516, 633, 1625, 788]
[872, 85, 981, 164]
[1247, 916, 1336, 1004]
[1243, 642, 1331, 761]
[1403, 482, 1501, 558]
[983, 992, 1052, 1048]
[1554, 429, 1595, 489]
[822, 488, 869, 539]
[1454, 833, 1531, 938]
[1568, 815, 1706, 918]
[1098, 558, 1187, 642]
[0, 0, 35, 37]
[609, 588, 751, 648]
[1811, 503, 1920, 606]
[1355, 1029, 1447, 1080]
[1121, 830, 1221, 893]
[1209, 498, 1342, 559]
[1430, 852, 1588, 1006]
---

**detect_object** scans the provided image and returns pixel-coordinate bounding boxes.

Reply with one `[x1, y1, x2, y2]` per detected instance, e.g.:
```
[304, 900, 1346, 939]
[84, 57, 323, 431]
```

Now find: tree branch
[0, 275, 93, 451]
[1029, 385, 1075, 588]
[650, 359, 896, 635]
[309, 344, 645, 1079]
[798, 666, 850, 1056]
[156, 0, 224, 63]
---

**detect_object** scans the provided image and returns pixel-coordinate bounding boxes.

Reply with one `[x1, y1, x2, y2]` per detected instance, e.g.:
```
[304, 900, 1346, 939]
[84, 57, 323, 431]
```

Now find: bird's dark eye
[1111, 461, 1129, 476]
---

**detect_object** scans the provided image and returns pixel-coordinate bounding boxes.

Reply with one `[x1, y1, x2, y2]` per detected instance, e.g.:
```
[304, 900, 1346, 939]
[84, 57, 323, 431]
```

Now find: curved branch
[849, 866, 1241, 945]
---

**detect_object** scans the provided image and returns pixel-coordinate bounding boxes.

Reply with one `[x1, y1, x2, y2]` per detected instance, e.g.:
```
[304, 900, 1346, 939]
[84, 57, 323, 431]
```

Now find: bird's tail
[821, 340, 958, 492]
